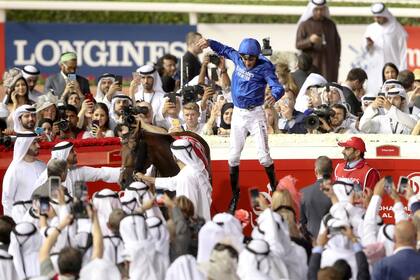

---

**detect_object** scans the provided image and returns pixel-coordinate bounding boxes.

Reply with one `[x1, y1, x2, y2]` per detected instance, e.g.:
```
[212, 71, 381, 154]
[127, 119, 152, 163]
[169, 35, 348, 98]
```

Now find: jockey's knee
[258, 155, 273, 168]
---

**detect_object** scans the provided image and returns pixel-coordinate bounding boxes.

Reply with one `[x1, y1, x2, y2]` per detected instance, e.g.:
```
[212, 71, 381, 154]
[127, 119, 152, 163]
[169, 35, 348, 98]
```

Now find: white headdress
[51, 141, 74, 161]
[12, 104, 36, 133]
[297, 0, 330, 25]
[22, 65, 40, 80]
[165, 255, 205, 280]
[12, 132, 38, 165]
[92, 189, 121, 235]
[135, 64, 164, 95]
[295, 73, 327, 113]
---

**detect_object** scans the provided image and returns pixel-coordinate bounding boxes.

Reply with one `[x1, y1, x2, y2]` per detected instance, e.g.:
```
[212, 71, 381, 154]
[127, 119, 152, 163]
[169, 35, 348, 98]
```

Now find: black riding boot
[264, 164, 277, 192]
[228, 165, 240, 214]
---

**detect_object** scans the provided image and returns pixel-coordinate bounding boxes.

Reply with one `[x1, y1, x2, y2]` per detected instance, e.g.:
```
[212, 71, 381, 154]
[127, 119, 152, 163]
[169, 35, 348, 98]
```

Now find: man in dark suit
[372, 220, 420, 280]
[341, 68, 367, 117]
[300, 156, 333, 239]
[44, 52, 90, 99]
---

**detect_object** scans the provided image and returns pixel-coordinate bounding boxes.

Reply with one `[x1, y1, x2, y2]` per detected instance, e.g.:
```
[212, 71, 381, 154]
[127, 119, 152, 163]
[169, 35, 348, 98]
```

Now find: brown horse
[119, 120, 211, 188]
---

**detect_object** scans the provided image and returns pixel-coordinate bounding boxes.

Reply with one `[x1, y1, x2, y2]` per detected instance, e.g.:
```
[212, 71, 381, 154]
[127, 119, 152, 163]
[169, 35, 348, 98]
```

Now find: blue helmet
[238, 38, 261, 56]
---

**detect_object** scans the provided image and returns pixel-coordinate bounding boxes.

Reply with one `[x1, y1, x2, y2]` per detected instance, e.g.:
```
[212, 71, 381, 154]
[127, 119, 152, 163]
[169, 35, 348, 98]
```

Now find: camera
[208, 54, 220, 66]
[54, 119, 69, 131]
[180, 85, 204, 105]
[261, 37, 272, 56]
[122, 105, 149, 125]
[303, 105, 336, 131]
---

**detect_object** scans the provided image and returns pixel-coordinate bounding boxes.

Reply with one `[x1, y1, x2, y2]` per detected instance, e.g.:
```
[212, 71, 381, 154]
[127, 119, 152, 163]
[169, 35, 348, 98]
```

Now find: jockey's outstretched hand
[196, 38, 209, 50]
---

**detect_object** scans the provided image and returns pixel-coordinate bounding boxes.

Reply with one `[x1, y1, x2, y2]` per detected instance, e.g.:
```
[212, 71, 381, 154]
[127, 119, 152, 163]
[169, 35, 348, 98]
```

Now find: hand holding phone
[68, 73, 77, 82]
[397, 176, 409, 194]
[115, 75, 123, 86]
[39, 197, 50, 215]
[384, 176, 393, 194]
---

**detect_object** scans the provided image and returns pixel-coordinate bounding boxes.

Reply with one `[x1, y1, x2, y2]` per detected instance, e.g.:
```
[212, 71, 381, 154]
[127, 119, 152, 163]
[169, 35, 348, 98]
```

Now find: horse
[119, 120, 211, 189]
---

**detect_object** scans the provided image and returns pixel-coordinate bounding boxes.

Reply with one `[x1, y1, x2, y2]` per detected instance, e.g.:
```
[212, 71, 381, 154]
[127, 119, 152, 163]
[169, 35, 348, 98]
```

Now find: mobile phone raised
[39, 197, 50, 215]
[397, 176, 409, 194]
[384, 176, 393, 194]
[48, 176, 61, 199]
[249, 188, 260, 208]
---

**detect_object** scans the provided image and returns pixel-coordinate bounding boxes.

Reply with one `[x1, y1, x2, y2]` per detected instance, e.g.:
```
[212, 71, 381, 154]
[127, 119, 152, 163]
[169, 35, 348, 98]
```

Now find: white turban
[297, 0, 330, 25]
[120, 214, 148, 246]
[295, 73, 327, 113]
[237, 239, 273, 279]
[8, 222, 42, 279]
[51, 141, 74, 161]
[92, 189, 121, 236]
[12, 104, 36, 133]
[170, 139, 206, 174]
[135, 64, 164, 95]
[79, 258, 121, 280]
[212, 213, 244, 253]
[12, 132, 38, 165]
[165, 255, 205, 280]
[96, 73, 116, 102]
[22, 65, 40, 80]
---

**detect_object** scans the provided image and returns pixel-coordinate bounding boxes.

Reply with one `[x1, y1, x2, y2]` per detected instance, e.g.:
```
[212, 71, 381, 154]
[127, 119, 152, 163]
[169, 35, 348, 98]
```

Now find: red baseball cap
[338, 137, 366, 153]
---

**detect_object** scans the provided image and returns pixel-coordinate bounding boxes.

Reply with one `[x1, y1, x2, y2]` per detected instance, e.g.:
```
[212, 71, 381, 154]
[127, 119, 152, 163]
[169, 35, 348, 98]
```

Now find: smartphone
[249, 188, 259, 208]
[397, 176, 409, 194]
[384, 176, 393, 194]
[72, 200, 88, 219]
[85, 92, 95, 103]
[35, 127, 44, 135]
[39, 197, 50, 215]
[68, 73, 77, 81]
[48, 176, 61, 199]
[378, 92, 386, 97]
[92, 119, 100, 127]
[115, 75, 123, 86]
[210, 67, 219, 82]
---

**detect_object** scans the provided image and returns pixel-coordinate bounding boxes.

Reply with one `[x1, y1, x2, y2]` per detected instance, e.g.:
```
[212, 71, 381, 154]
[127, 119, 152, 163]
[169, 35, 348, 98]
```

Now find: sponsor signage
[5, 22, 195, 77]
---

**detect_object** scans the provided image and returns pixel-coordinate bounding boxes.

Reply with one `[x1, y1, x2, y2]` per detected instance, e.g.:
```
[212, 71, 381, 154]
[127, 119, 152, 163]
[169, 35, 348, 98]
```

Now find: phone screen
[384, 176, 393, 194]
[48, 176, 61, 199]
[39, 197, 50, 215]
[92, 120, 100, 127]
[68, 73, 76, 81]
[249, 188, 259, 208]
[115, 75, 123, 85]
[398, 176, 409, 194]
[156, 189, 165, 204]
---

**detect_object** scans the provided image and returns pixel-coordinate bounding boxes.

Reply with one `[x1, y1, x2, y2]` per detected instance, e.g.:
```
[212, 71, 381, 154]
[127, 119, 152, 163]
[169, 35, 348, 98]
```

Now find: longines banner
[1, 22, 420, 80]
[4, 22, 195, 77]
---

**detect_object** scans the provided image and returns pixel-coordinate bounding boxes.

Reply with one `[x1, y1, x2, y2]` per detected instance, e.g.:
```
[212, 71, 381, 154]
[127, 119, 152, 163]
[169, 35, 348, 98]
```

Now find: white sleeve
[155, 176, 177, 191]
[359, 105, 381, 134]
[362, 195, 382, 246]
[393, 201, 409, 223]
[77, 166, 121, 183]
[386, 105, 417, 130]
[2, 168, 17, 216]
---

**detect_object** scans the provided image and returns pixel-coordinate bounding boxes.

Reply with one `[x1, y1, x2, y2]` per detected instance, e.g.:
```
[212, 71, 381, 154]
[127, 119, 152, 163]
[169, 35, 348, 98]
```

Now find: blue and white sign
[6, 22, 195, 77]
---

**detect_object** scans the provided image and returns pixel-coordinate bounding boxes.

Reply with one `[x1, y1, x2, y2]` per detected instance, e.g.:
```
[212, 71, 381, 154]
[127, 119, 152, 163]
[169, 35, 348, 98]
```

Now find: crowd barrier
[1, 134, 419, 224]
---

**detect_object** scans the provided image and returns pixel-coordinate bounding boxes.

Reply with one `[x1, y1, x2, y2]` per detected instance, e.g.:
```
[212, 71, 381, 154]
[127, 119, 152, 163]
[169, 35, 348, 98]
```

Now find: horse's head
[119, 120, 150, 188]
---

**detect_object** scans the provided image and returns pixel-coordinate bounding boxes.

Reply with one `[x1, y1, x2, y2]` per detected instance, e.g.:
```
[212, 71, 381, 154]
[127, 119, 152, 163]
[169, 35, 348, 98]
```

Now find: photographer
[56, 105, 85, 139]
[109, 94, 132, 130]
[314, 104, 357, 134]
[198, 53, 231, 92]
[156, 93, 183, 131]
[295, 73, 327, 113]
[359, 87, 417, 134]
[156, 54, 180, 93]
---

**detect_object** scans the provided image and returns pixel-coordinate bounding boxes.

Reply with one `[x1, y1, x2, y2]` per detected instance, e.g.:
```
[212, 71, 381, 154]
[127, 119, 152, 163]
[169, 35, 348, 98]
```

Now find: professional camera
[303, 105, 336, 131]
[122, 105, 149, 125]
[208, 54, 220, 66]
[180, 85, 204, 105]
[261, 37, 272, 56]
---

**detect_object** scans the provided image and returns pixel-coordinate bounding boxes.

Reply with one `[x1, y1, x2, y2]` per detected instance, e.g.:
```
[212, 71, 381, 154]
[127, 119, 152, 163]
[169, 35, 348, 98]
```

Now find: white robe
[2, 160, 46, 217]
[0, 247, 18, 280]
[34, 166, 120, 196]
[364, 20, 407, 95]
[359, 105, 417, 134]
[155, 165, 212, 221]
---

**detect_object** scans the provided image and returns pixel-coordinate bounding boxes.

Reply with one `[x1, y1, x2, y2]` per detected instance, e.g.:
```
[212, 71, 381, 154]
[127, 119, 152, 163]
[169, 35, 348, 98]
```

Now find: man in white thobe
[135, 138, 212, 221]
[2, 132, 46, 219]
[364, 2, 408, 95]
[132, 65, 166, 124]
[34, 141, 121, 195]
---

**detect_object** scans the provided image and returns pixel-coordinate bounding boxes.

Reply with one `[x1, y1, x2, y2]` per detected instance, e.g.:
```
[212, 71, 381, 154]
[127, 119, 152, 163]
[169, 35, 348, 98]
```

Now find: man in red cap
[334, 136, 380, 190]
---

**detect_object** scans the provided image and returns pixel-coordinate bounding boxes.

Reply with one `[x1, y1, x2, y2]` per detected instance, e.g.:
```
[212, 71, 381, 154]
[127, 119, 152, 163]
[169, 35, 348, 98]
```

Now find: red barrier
[1, 137, 419, 225]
